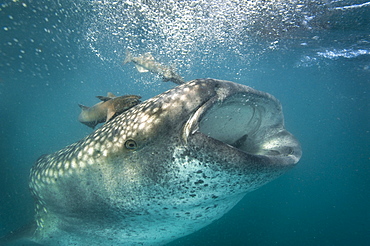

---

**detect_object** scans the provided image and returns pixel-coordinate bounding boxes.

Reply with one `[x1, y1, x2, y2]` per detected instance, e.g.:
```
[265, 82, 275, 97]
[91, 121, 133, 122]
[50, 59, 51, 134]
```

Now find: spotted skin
[28, 79, 301, 245]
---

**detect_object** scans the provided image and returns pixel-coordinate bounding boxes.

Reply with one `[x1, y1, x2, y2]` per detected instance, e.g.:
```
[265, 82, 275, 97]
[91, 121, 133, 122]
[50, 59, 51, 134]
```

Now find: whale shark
[78, 93, 142, 129]
[123, 51, 185, 85]
[3, 79, 301, 245]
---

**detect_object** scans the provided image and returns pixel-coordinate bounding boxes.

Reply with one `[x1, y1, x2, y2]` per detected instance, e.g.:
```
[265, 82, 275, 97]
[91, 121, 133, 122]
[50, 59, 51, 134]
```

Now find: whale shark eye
[124, 139, 137, 150]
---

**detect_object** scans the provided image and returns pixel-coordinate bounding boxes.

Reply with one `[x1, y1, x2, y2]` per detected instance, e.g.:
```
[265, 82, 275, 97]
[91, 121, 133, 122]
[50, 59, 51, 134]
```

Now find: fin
[96, 96, 112, 102]
[106, 108, 116, 122]
[81, 120, 97, 129]
[123, 50, 133, 65]
[78, 104, 89, 110]
[0, 221, 37, 245]
[135, 64, 149, 73]
[107, 92, 116, 98]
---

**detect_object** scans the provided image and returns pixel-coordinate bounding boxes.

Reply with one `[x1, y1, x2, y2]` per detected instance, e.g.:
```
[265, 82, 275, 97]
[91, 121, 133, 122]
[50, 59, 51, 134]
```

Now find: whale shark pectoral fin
[78, 104, 89, 110]
[135, 64, 149, 73]
[96, 96, 112, 102]
[0, 221, 38, 246]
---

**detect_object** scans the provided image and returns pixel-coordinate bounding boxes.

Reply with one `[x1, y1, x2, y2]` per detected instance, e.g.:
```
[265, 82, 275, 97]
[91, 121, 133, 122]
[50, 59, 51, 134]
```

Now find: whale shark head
[28, 79, 301, 245]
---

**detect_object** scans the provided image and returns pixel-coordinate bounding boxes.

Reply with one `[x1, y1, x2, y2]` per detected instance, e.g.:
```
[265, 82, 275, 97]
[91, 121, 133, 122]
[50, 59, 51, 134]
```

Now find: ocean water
[0, 0, 369, 245]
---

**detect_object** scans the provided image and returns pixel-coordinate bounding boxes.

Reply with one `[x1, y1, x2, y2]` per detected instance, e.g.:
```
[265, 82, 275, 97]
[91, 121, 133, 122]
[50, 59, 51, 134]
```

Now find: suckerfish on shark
[78, 92, 141, 129]
[123, 51, 185, 85]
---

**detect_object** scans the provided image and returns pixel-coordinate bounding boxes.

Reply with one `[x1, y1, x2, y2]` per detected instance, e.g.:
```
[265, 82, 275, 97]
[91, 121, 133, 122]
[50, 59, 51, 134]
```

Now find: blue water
[0, 0, 369, 245]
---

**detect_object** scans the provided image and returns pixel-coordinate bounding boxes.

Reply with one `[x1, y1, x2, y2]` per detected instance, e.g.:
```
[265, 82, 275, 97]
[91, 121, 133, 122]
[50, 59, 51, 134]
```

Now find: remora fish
[5, 79, 301, 245]
[123, 51, 185, 85]
[78, 93, 141, 129]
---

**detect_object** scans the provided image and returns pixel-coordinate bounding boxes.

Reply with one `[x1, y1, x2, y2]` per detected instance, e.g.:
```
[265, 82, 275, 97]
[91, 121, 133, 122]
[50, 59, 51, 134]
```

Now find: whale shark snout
[21, 78, 302, 245]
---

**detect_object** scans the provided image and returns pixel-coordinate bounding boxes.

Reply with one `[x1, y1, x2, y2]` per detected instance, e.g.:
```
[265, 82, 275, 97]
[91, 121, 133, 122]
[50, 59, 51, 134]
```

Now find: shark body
[12, 79, 300, 245]
[123, 51, 185, 85]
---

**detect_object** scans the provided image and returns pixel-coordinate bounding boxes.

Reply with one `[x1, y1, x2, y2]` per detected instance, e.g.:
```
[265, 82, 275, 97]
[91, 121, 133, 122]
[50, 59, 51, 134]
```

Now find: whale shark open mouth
[184, 90, 301, 163]
[185, 93, 263, 153]
[198, 95, 262, 153]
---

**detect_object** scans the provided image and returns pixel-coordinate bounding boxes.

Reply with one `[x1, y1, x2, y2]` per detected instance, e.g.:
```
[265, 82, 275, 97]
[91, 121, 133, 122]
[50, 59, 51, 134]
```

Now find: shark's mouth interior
[186, 91, 300, 161]
[197, 94, 266, 154]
